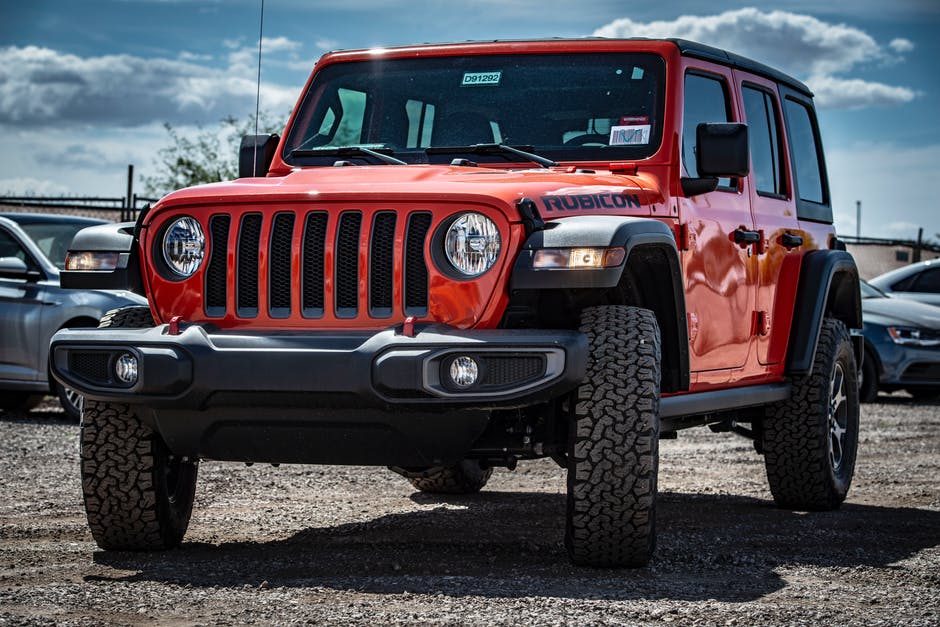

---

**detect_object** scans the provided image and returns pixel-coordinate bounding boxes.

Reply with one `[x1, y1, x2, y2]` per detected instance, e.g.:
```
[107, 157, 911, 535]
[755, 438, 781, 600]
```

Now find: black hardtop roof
[669, 38, 813, 97]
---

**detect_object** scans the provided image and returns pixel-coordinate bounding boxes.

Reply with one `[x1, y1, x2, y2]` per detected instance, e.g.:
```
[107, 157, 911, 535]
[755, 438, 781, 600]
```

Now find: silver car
[869, 259, 940, 307]
[0, 213, 147, 418]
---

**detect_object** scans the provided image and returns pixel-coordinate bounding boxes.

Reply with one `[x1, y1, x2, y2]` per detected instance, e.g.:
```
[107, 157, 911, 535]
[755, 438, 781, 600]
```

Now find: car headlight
[162, 217, 205, 277]
[444, 213, 501, 277]
[887, 326, 940, 347]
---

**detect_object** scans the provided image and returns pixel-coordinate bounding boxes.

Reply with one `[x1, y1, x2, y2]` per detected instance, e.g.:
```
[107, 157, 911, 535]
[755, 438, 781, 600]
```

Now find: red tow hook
[401, 316, 416, 338]
[168, 316, 183, 336]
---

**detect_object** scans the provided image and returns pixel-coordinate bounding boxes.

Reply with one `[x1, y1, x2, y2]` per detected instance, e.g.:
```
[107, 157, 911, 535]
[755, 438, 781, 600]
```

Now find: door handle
[780, 233, 804, 249]
[733, 228, 761, 247]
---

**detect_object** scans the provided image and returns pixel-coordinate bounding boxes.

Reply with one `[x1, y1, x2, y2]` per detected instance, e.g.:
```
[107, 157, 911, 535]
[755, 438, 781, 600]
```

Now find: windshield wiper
[290, 146, 408, 166]
[426, 144, 558, 169]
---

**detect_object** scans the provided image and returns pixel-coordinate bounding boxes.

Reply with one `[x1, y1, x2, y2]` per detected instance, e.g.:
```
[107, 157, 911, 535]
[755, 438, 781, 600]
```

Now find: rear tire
[565, 305, 660, 568]
[394, 460, 493, 494]
[858, 350, 879, 403]
[762, 318, 859, 510]
[56, 381, 83, 421]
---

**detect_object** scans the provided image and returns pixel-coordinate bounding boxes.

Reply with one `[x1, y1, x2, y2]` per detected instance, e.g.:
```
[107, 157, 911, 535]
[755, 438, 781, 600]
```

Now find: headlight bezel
[155, 216, 206, 280]
[431, 212, 502, 280]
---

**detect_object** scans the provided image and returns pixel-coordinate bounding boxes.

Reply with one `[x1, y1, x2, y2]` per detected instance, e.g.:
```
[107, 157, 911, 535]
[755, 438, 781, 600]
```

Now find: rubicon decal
[541, 193, 642, 212]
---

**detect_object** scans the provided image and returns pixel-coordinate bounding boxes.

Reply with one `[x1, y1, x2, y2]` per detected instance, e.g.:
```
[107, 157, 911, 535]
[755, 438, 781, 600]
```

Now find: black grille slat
[369, 212, 396, 317]
[404, 213, 431, 316]
[301, 213, 328, 317]
[269, 213, 295, 317]
[205, 215, 230, 317]
[237, 214, 262, 317]
[335, 212, 362, 317]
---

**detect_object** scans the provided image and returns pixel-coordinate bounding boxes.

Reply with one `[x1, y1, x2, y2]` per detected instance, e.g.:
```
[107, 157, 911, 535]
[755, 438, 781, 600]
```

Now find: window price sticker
[461, 71, 502, 86]
[609, 124, 651, 145]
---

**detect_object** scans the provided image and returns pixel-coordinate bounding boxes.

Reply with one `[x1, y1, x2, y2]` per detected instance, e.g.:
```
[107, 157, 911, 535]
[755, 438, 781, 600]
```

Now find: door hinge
[675, 223, 693, 251]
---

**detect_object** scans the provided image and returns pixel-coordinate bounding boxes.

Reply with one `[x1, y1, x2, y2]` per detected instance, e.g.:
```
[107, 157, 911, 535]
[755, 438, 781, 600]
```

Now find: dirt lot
[1, 395, 938, 626]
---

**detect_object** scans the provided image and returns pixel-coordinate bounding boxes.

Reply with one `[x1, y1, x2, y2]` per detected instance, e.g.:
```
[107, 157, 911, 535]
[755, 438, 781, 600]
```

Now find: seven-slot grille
[202, 209, 432, 320]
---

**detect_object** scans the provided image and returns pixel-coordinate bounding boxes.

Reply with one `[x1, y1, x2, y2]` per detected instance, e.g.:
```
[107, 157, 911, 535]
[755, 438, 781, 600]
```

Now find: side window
[908, 269, 940, 293]
[0, 229, 27, 263]
[683, 72, 735, 190]
[742, 86, 786, 197]
[784, 98, 826, 205]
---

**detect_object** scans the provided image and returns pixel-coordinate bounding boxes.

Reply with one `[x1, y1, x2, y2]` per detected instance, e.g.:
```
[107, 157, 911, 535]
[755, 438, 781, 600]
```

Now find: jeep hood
[148, 165, 666, 221]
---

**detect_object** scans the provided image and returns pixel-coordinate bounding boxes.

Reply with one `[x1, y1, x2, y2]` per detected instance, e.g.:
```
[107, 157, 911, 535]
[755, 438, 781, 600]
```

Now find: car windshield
[860, 281, 886, 299]
[18, 222, 97, 269]
[283, 52, 665, 166]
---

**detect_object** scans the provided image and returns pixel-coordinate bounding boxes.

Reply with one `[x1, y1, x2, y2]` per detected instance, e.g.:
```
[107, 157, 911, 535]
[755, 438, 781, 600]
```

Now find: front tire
[81, 402, 198, 550]
[762, 318, 859, 510]
[565, 305, 661, 567]
[80, 304, 197, 550]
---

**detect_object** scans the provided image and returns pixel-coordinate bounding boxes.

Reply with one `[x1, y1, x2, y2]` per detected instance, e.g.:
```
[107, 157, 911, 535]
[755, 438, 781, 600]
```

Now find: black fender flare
[510, 215, 689, 392]
[786, 249, 862, 376]
[60, 221, 143, 293]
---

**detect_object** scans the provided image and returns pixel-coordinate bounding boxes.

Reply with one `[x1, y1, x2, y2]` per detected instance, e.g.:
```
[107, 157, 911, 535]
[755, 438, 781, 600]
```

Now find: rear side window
[904, 268, 940, 293]
[784, 98, 826, 205]
[683, 72, 735, 190]
[742, 86, 786, 197]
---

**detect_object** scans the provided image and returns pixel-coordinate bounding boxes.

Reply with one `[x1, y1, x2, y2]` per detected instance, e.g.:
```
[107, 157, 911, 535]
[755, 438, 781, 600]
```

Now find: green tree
[143, 112, 284, 197]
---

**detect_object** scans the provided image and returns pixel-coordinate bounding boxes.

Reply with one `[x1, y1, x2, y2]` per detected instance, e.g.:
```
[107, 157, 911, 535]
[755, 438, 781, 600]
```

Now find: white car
[869, 259, 940, 308]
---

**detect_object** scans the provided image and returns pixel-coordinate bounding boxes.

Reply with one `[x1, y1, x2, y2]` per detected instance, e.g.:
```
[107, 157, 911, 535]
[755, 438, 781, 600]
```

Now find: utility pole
[856, 200, 861, 238]
[124, 164, 134, 222]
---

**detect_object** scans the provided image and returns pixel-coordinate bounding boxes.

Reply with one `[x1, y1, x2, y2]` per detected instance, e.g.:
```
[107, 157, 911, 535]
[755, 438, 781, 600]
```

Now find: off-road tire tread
[763, 318, 858, 510]
[407, 461, 494, 494]
[565, 305, 661, 568]
[98, 306, 154, 329]
[81, 304, 196, 550]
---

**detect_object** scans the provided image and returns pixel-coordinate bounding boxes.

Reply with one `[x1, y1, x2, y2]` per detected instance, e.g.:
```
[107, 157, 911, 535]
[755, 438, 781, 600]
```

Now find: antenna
[253, 0, 265, 174]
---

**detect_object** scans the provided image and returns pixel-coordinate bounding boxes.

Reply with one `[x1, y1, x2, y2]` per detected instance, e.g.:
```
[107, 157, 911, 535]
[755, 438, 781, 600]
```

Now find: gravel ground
[1, 395, 938, 626]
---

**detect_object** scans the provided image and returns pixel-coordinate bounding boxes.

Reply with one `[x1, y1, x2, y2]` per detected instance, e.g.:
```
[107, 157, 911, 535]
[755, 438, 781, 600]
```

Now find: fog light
[449, 356, 479, 388]
[114, 353, 138, 385]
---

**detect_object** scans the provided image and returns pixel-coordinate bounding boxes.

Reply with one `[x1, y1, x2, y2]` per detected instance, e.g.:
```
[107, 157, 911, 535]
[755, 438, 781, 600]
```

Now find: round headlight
[162, 217, 205, 277]
[444, 213, 501, 277]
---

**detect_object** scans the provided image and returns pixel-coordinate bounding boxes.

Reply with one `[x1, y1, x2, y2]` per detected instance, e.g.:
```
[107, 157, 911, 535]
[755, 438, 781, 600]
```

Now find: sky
[1, 0, 938, 240]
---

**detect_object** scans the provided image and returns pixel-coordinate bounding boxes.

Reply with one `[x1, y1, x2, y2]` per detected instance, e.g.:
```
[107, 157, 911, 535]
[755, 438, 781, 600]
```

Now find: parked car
[869, 259, 940, 307]
[858, 280, 940, 401]
[0, 213, 147, 419]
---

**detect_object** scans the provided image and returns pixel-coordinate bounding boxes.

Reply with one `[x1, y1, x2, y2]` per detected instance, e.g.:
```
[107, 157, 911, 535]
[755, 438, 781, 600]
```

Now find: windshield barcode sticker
[462, 71, 502, 86]
[609, 124, 651, 145]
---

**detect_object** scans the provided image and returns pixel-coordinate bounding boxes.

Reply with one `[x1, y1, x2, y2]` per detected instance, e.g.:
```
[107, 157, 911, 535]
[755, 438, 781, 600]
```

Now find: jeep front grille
[202, 208, 431, 321]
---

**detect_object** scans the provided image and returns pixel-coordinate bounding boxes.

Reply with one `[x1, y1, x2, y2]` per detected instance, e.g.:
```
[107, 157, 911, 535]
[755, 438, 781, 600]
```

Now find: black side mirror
[0, 256, 30, 280]
[696, 123, 749, 177]
[239, 134, 280, 178]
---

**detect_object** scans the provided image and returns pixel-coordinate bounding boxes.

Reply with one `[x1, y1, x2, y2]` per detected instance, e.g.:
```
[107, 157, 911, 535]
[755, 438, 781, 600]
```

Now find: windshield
[284, 52, 665, 166]
[19, 222, 98, 269]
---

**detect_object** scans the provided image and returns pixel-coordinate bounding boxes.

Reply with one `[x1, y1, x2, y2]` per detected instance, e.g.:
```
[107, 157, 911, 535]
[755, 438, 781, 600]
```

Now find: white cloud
[808, 76, 918, 109]
[315, 39, 340, 52]
[889, 38, 915, 54]
[593, 8, 917, 110]
[0, 45, 297, 128]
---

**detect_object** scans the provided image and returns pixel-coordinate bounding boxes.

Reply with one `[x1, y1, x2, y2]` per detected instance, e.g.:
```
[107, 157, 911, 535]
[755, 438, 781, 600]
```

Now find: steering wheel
[563, 133, 609, 146]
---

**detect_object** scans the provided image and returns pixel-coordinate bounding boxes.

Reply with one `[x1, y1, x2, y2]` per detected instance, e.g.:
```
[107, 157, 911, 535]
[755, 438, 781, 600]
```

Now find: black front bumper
[50, 323, 586, 465]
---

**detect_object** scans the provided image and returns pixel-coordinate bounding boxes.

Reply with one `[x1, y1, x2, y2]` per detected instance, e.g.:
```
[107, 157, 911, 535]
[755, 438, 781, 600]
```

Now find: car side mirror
[696, 123, 749, 178]
[0, 256, 29, 280]
[680, 123, 749, 197]
[239, 134, 280, 178]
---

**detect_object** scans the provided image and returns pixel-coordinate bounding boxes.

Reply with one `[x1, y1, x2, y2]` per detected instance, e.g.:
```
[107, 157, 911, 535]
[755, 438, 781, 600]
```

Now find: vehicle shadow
[90, 489, 940, 602]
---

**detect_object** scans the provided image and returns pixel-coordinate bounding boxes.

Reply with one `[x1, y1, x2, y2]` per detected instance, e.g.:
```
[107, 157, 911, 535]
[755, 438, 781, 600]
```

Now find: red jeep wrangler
[52, 38, 861, 567]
